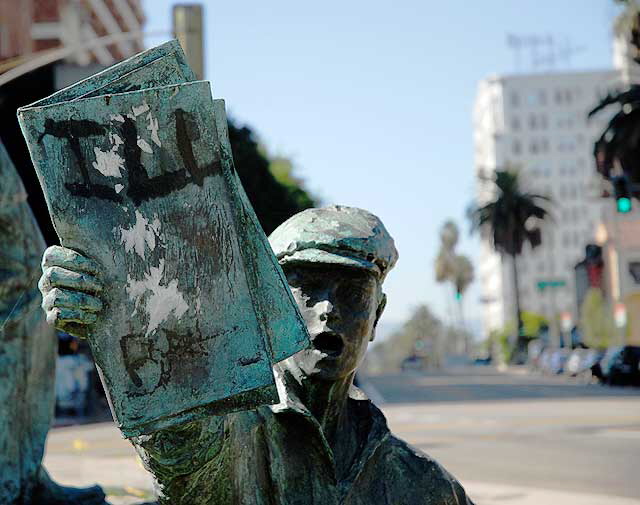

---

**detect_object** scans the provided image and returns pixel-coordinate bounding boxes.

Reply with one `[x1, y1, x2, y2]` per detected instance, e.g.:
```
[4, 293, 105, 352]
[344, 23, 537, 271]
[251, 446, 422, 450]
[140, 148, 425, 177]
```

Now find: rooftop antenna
[506, 34, 585, 72]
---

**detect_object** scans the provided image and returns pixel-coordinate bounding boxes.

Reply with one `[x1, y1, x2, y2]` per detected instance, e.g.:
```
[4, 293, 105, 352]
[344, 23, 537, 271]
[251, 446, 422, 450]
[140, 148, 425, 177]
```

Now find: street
[44, 367, 640, 505]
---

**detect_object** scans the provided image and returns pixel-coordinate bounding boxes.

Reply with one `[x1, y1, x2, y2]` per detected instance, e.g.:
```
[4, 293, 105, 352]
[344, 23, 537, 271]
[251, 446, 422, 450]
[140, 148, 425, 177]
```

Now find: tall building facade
[473, 69, 622, 336]
[0, 0, 145, 69]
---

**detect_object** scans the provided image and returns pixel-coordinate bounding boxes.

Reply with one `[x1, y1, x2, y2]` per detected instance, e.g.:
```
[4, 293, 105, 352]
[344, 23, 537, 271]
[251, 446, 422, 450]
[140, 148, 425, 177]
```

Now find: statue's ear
[371, 293, 387, 341]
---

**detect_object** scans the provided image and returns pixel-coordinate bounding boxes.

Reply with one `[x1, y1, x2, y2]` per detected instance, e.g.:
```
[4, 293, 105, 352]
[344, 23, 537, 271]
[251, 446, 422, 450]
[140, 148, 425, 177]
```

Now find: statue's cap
[268, 205, 398, 280]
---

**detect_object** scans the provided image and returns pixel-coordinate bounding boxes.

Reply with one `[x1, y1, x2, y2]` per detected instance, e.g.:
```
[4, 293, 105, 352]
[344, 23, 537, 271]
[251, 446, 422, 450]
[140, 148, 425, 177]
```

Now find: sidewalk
[44, 421, 640, 505]
[465, 481, 640, 505]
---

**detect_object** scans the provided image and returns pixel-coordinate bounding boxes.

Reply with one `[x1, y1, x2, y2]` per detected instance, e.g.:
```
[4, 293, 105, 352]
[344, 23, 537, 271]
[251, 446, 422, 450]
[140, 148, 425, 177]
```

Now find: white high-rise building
[473, 68, 623, 337]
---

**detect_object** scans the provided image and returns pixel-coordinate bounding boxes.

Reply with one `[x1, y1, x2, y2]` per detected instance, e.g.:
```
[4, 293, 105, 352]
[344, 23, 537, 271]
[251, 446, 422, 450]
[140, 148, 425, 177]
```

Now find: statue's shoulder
[371, 434, 475, 504]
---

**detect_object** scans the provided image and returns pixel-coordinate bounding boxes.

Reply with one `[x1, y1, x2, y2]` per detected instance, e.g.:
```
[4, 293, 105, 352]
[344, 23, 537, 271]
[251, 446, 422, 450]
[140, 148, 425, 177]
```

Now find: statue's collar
[269, 362, 370, 416]
[267, 362, 391, 488]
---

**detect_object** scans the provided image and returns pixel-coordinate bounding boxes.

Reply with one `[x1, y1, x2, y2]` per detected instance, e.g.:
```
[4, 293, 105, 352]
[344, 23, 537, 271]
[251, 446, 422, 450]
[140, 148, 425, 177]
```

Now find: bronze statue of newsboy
[39, 205, 474, 505]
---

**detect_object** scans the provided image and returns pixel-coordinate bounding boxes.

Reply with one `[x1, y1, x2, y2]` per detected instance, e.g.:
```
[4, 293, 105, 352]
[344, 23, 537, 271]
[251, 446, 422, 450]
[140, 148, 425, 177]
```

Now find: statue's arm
[130, 415, 229, 502]
[39, 246, 231, 501]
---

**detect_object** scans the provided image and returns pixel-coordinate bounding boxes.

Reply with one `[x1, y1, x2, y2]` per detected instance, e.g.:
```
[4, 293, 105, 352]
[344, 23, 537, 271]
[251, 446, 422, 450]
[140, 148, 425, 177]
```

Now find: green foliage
[521, 311, 548, 338]
[366, 304, 443, 372]
[365, 304, 474, 373]
[434, 220, 474, 296]
[489, 326, 513, 364]
[228, 120, 317, 235]
[468, 170, 549, 257]
[589, 86, 640, 185]
[580, 288, 614, 349]
[469, 169, 550, 336]
[589, 2, 640, 186]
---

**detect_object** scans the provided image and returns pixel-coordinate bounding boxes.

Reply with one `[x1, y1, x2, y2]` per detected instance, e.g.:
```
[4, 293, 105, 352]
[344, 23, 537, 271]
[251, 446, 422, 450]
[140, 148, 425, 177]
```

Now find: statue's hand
[39, 246, 103, 339]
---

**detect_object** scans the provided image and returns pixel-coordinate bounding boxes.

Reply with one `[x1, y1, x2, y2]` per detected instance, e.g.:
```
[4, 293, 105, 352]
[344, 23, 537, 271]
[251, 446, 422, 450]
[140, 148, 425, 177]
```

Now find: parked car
[565, 348, 605, 382]
[540, 348, 571, 375]
[527, 339, 545, 370]
[401, 355, 424, 371]
[564, 349, 587, 376]
[596, 346, 640, 386]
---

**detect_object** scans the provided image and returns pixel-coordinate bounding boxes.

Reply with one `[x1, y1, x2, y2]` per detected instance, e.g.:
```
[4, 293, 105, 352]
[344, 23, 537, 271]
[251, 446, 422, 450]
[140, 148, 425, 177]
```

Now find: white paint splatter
[115, 184, 124, 193]
[126, 260, 189, 336]
[110, 114, 125, 123]
[137, 138, 153, 154]
[119, 210, 162, 259]
[146, 113, 161, 147]
[132, 102, 150, 117]
[110, 133, 124, 148]
[92, 147, 124, 178]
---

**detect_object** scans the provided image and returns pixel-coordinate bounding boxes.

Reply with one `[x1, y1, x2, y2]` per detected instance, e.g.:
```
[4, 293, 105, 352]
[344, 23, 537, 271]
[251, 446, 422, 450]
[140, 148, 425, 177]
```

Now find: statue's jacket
[132, 366, 475, 505]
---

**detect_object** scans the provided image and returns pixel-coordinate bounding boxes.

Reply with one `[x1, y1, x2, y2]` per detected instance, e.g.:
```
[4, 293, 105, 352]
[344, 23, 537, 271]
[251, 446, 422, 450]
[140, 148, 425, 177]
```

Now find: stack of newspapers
[18, 41, 309, 437]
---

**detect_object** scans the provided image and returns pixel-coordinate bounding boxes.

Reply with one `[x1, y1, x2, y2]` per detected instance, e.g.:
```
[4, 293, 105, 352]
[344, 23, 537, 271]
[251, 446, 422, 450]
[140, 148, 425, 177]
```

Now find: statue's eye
[336, 283, 367, 305]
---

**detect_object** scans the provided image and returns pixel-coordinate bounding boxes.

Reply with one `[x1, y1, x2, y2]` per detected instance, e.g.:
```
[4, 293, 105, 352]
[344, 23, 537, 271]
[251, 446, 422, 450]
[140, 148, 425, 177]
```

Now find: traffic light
[612, 175, 633, 213]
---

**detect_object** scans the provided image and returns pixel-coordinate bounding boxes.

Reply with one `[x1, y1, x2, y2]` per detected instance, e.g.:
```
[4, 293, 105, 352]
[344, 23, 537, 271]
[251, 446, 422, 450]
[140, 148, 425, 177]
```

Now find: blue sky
[143, 0, 618, 336]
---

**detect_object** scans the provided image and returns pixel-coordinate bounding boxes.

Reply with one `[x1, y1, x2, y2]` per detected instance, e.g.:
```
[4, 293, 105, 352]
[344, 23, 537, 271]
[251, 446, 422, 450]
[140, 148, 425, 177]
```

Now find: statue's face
[283, 264, 381, 381]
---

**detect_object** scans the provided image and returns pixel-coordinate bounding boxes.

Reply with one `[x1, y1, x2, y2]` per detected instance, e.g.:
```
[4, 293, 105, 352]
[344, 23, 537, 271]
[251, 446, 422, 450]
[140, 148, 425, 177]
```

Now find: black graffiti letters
[40, 118, 122, 202]
[40, 109, 221, 206]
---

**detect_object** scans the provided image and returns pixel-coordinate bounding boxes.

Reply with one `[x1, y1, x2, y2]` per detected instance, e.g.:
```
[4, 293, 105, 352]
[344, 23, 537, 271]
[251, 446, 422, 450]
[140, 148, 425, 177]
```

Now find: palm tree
[589, 86, 640, 183]
[468, 170, 549, 340]
[434, 220, 474, 353]
[588, 1, 640, 184]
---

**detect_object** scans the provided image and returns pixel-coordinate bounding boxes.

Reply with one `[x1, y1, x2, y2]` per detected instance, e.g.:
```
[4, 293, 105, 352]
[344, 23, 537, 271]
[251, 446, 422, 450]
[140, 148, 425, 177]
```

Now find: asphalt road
[363, 367, 640, 502]
[43, 366, 640, 504]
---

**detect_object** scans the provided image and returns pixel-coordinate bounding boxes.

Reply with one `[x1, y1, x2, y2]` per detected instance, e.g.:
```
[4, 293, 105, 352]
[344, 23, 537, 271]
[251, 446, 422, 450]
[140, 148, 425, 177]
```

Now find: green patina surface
[0, 140, 53, 504]
[17, 42, 475, 505]
[0, 142, 106, 504]
[18, 41, 309, 437]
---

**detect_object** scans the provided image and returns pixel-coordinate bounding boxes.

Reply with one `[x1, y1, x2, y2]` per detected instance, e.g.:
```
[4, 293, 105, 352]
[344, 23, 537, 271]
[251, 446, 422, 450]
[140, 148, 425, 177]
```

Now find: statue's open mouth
[313, 332, 344, 357]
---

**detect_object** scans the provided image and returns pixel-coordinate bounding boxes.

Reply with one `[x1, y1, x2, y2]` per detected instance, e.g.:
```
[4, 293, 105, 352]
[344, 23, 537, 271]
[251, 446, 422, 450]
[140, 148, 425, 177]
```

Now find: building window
[542, 138, 549, 152]
[513, 140, 522, 155]
[540, 115, 548, 129]
[564, 89, 572, 104]
[539, 90, 548, 106]
[512, 117, 521, 130]
[530, 141, 539, 154]
[510, 92, 520, 107]
[554, 89, 564, 104]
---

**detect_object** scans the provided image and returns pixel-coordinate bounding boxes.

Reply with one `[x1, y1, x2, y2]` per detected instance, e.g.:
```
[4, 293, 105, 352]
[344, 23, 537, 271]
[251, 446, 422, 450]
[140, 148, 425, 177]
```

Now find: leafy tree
[366, 304, 444, 371]
[228, 120, 316, 235]
[434, 220, 474, 297]
[521, 311, 548, 338]
[580, 288, 614, 349]
[589, 1, 640, 186]
[468, 170, 550, 342]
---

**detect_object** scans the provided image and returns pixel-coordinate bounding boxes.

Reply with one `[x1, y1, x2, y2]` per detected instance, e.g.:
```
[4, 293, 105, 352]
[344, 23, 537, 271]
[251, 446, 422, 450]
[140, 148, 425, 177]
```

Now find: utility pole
[173, 4, 205, 80]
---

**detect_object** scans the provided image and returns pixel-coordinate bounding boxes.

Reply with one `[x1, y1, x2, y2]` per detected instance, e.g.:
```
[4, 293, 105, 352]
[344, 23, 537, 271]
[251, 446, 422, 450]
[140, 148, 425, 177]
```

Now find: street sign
[537, 279, 566, 291]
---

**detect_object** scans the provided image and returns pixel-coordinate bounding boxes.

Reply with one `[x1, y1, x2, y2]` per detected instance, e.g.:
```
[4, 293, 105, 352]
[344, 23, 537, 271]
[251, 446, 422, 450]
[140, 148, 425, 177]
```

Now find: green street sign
[537, 280, 566, 291]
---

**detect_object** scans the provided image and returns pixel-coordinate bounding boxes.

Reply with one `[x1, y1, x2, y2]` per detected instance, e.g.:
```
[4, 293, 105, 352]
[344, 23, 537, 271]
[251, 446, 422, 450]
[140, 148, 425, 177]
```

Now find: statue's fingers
[46, 307, 97, 326]
[56, 321, 91, 339]
[42, 287, 103, 313]
[40, 266, 102, 294]
[42, 245, 101, 275]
